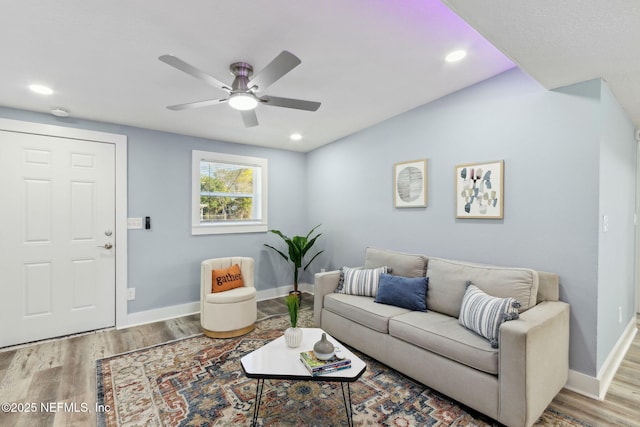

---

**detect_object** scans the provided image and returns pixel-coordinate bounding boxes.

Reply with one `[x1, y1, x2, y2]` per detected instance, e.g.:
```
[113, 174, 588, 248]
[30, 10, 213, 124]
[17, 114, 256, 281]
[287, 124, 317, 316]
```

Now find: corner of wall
[565, 317, 637, 400]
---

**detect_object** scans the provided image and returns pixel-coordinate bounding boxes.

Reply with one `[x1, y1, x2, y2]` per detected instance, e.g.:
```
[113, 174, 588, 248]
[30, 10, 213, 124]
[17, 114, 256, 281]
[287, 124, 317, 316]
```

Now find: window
[192, 150, 267, 235]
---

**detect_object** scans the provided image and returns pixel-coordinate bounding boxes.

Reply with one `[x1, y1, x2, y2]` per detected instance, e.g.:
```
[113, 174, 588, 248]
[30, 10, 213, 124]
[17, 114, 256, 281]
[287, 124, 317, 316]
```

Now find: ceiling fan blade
[248, 51, 301, 92]
[260, 96, 321, 111]
[167, 98, 227, 111]
[240, 110, 259, 127]
[159, 54, 230, 92]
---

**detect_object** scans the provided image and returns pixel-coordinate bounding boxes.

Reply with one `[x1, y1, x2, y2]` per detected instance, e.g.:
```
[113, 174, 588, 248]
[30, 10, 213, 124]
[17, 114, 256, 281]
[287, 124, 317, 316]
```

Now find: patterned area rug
[96, 311, 590, 426]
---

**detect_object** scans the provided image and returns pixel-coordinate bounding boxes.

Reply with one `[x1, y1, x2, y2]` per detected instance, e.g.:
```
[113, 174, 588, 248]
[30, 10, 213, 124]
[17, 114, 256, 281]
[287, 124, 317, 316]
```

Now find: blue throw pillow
[374, 274, 428, 312]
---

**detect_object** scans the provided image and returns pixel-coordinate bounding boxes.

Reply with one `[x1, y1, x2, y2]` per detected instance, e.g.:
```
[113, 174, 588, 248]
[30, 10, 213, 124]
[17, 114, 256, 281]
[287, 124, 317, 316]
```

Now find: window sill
[192, 222, 268, 235]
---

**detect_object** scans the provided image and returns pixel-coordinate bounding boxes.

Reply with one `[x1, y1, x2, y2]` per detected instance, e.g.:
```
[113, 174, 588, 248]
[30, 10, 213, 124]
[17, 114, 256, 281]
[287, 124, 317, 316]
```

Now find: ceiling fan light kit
[159, 50, 320, 128]
[228, 93, 258, 111]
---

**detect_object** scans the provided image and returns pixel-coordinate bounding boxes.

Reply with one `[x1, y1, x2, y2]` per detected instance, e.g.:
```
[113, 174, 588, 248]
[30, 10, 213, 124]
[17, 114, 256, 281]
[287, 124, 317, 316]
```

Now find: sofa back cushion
[537, 271, 560, 302]
[426, 257, 539, 317]
[364, 247, 427, 278]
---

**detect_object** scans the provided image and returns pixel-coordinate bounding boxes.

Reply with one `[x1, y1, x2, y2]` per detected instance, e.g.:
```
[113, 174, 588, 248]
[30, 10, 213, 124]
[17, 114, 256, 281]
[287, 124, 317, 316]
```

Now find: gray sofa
[313, 247, 570, 427]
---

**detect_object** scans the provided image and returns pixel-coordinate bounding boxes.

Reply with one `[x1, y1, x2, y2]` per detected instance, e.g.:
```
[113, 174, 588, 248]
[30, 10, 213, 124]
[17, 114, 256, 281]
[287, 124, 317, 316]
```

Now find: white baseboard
[565, 370, 602, 400]
[121, 301, 200, 329]
[256, 282, 314, 300]
[564, 317, 637, 400]
[119, 283, 316, 330]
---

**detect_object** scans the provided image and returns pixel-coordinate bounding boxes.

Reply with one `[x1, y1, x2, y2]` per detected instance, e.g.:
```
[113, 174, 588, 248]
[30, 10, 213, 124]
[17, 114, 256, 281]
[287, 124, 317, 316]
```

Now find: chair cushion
[205, 286, 256, 304]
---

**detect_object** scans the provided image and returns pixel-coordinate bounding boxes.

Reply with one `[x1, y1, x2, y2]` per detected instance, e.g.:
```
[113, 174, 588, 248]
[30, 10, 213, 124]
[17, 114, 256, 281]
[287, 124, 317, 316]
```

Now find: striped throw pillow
[458, 282, 520, 348]
[339, 266, 388, 297]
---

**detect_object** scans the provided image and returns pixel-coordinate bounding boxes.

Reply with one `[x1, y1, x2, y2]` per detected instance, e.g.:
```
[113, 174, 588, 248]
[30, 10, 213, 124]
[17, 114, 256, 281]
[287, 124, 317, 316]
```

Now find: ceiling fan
[159, 50, 321, 128]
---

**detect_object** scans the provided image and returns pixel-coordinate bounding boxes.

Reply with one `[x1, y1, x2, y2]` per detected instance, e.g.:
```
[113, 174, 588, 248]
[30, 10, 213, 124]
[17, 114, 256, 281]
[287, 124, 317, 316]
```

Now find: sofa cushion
[338, 266, 388, 297]
[375, 274, 428, 312]
[364, 247, 428, 278]
[426, 257, 539, 318]
[458, 283, 520, 348]
[389, 310, 499, 375]
[323, 293, 411, 333]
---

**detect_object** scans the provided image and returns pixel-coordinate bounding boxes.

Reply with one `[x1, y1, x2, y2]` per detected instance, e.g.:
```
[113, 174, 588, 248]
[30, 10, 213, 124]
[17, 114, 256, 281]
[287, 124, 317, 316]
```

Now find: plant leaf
[288, 241, 303, 268]
[264, 244, 289, 262]
[285, 294, 299, 327]
[269, 229, 291, 242]
[302, 233, 322, 256]
[305, 224, 322, 239]
[303, 250, 324, 271]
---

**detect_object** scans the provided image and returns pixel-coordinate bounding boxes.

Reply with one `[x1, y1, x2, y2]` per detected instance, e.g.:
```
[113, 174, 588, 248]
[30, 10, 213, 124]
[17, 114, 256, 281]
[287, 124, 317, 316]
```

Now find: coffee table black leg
[340, 382, 354, 427]
[252, 378, 264, 427]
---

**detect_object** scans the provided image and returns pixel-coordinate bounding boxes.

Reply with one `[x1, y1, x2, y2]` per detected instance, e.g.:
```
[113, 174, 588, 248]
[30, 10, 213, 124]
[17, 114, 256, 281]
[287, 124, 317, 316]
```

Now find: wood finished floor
[0, 296, 637, 427]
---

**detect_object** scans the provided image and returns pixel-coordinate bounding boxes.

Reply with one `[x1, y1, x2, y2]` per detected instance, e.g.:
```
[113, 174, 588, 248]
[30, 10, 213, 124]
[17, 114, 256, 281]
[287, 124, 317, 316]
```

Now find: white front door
[0, 130, 116, 347]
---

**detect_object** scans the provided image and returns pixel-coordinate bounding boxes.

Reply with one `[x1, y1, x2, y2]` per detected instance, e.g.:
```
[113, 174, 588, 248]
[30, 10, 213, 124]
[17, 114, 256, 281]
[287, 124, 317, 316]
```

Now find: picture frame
[394, 159, 427, 208]
[455, 160, 504, 219]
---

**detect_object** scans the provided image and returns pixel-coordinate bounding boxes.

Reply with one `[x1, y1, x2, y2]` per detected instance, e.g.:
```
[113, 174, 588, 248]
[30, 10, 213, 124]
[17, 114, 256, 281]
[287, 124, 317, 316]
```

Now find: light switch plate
[128, 217, 143, 229]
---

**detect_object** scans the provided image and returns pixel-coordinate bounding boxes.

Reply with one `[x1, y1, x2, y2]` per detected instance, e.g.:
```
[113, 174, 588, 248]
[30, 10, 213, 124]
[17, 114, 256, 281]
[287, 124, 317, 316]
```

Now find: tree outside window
[200, 162, 255, 222]
[191, 150, 267, 235]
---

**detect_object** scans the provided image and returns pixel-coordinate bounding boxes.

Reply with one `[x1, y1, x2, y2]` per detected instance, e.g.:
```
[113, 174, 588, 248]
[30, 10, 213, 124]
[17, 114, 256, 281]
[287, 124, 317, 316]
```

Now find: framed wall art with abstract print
[394, 159, 427, 208]
[455, 160, 504, 219]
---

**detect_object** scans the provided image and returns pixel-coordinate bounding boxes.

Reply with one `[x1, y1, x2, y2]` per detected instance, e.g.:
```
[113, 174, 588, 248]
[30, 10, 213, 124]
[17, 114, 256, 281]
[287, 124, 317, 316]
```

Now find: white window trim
[192, 150, 268, 235]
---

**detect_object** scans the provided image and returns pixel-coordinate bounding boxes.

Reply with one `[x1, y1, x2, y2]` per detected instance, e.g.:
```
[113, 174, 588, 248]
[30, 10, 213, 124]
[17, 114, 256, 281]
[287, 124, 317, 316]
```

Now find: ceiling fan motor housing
[230, 62, 254, 92]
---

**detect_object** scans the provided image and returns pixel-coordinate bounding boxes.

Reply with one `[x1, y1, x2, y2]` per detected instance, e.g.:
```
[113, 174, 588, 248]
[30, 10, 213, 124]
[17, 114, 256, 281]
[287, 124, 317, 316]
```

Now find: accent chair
[200, 257, 257, 338]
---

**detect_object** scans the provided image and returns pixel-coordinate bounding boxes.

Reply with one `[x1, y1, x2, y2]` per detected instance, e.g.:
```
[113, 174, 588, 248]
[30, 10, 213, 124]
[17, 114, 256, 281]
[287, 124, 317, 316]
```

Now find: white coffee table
[240, 328, 366, 427]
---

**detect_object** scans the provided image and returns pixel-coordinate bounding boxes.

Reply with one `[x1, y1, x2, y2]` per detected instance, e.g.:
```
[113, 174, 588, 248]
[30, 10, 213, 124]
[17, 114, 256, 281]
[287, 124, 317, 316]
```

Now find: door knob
[97, 243, 113, 249]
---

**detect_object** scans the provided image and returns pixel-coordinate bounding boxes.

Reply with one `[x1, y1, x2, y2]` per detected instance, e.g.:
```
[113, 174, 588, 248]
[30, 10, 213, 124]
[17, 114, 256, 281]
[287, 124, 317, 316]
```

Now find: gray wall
[596, 83, 637, 370]
[0, 107, 308, 313]
[306, 68, 636, 377]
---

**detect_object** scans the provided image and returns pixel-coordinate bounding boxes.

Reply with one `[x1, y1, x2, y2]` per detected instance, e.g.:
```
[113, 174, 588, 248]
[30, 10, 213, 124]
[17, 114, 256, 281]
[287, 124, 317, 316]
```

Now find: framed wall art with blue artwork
[455, 160, 504, 219]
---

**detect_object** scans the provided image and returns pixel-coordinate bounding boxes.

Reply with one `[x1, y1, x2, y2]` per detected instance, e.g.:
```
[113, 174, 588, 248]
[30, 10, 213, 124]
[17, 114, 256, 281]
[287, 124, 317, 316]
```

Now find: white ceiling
[1, 1, 637, 152]
[443, 0, 640, 128]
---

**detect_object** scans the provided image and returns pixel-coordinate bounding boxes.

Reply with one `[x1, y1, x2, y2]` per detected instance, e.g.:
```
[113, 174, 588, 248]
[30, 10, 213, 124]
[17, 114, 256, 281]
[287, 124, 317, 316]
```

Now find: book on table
[299, 350, 351, 375]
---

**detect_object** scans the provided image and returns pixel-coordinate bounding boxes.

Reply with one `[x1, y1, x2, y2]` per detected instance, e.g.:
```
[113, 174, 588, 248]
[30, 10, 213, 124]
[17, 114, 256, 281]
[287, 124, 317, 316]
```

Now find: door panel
[0, 130, 116, 347]
[24, 262, 52, 316]
[25, 179, 52, 242]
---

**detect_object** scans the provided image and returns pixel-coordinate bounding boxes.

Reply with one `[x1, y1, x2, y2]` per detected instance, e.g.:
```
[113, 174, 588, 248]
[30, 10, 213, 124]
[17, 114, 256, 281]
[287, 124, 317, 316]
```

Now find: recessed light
[28, 84, 54, 95]
[50, 107, 69, 117]
[445, 50, 467, 63]
[289, 133, 302, 141]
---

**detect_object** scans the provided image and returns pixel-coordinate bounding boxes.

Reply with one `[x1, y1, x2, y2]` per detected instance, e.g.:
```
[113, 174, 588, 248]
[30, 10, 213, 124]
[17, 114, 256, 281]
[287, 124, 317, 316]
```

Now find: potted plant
[264, 224, 324, 299]
[284, 294, 302, 347]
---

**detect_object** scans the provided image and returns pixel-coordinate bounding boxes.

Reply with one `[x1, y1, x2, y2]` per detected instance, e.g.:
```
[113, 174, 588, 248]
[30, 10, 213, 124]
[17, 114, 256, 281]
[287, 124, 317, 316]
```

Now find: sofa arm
[498, 301, 570, 427]
[313, 270, 341, 327]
